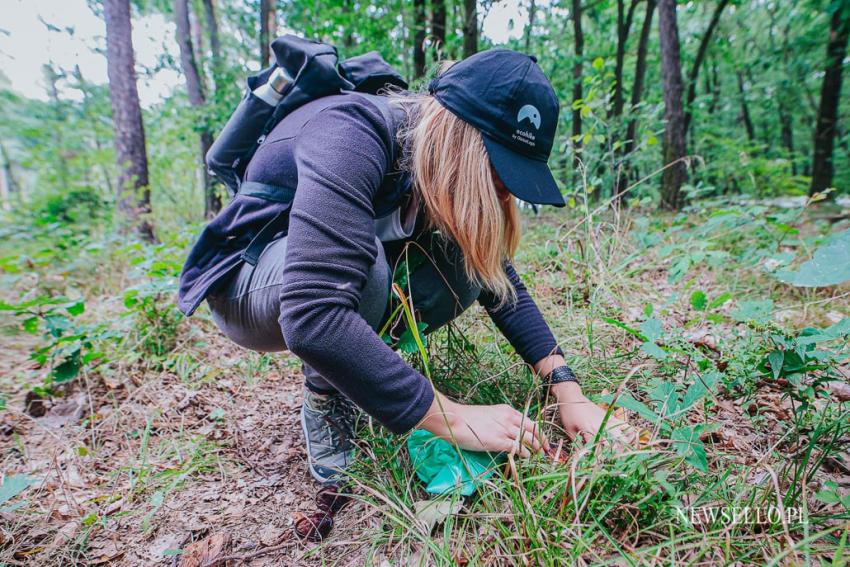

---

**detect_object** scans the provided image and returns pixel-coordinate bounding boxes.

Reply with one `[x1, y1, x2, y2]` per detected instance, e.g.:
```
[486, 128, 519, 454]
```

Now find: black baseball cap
[429, 49, 565, 207]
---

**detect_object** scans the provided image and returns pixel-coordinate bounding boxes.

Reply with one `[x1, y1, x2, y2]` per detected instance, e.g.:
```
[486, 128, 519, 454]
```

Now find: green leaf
[592, 56, 604, 69]
[52, 350, 82, 383]
[601, 317, 646, 340]
[680, 372, 721, 411]
[650, 381, 680, 417]
[399, 322, 428, 354]
[731, 299, 774, 324]
[66, 300, 85, 316]
[22, 317, 40, 334]
[599, 392, 660, 425]
[647, 135, 658, 146]
[690, 290, 707, 311]
[641, 341, 667, 360]
[776, 229, 850, 287]
[672, 426, 709, 472]
[767, 350, 785, 379]
[0, 475, 37, 506]
[707, 292, 732, 310]
[668, 256, 691, 283]
[640, 318, 664, 342]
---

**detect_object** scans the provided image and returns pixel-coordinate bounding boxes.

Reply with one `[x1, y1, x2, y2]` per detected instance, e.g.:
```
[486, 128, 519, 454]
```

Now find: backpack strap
[239, 181, 296, 203]
[239, 181, 297, 266]
[238, 98, 404, 267]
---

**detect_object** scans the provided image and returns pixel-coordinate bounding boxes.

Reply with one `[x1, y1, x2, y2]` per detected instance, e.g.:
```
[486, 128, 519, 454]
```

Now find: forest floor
[1, 200, 849, 565]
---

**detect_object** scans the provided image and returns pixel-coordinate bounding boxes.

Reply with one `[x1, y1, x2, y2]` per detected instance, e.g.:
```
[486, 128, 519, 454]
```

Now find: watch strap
[546, 365, 579, 385]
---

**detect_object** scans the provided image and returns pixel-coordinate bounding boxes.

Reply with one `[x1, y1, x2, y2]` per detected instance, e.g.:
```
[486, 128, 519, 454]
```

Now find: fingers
[519, 418, 547, 454]
[508, 413, 547, 457]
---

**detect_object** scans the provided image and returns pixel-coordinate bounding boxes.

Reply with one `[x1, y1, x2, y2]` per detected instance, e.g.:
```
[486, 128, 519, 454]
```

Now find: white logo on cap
[517, 104, 541, 130]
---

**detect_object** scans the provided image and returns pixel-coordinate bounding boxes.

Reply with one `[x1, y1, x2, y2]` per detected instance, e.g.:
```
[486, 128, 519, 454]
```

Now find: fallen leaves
[177, 531, 232, 567]
[413, 499, 463, 533]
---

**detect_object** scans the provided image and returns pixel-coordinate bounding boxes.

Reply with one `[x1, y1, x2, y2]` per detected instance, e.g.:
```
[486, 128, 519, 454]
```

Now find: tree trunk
[525, 0, 537, 53]
[620, 0, 656, 194]
[462, 0, 477, 58]
[44, 65, 72, 189]
[175, 0, 219, 216]
[341, 0, 354, 49]
[202, 0, 222, 73]
[175, 0, 205, 107]
[706, 58, 720, 114]
[413, 0, 427, 78]
[431, 0, 446, 60]
[657, 0, 687, 211]
[0, 144, 18, 198]
[736, 71, 755, 141]
[0, 151, 10, 211]
[810, 3, 850, 196]
[778, 103, 796, 174]
[611, 0, 640, 119]
[683, 0, 729, 136]
[103, 0, 154, 241]
[259, 0, 276, 68]
[571, 0, 584, 178]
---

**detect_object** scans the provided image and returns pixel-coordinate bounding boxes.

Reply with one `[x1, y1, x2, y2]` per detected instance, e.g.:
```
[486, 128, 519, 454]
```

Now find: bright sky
[0, 0, 529, 107]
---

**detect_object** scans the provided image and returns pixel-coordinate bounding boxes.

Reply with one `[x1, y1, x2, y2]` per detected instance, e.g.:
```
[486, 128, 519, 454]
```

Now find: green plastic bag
[407, 429, 505, 496]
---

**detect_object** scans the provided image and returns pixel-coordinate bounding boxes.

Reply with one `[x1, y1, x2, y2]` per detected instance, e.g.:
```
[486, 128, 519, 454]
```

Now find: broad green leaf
[641, 341, 668, 360]
[731, 299, 774, 324]
[640, 318, 664, 341]
[690, 291, 707, 311]
[668, 256, 691, 283]
[707, 292, 732, 309]
[22, 317, 40, 334]
[767, 350, 784, 379]
[795, 318, 850, 346]
[650, 381, 679, 417]
[672, 426, 708, 472]
[0, 475, 37, 506]
[399, 322, 428, 354]
[592, 56, 605, 69]
[52, 350, 82, 383]
[776, 229, 850, 287]
[680, 372, 721, 411]
[66, 301, 85, 316]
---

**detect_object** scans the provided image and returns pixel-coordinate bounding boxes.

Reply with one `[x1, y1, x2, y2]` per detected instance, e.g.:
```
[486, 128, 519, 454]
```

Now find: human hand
[419, 392, 549, 457]
[551, 382, 635, 445]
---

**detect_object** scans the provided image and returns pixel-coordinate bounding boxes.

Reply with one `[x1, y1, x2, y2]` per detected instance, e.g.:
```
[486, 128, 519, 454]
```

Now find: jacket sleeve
[278, 100, 434, 434]
[478, 261, 564, 366]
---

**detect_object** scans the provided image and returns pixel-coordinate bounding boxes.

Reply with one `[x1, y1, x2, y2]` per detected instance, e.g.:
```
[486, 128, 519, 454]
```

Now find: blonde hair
[391, 92, 521, 306]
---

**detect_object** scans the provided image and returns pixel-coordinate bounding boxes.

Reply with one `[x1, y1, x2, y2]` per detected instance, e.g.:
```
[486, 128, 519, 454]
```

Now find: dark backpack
[177, 35, 410, 317]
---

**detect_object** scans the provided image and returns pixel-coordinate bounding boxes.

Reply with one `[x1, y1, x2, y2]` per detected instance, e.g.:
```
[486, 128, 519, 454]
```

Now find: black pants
[208, 231, 481, 394]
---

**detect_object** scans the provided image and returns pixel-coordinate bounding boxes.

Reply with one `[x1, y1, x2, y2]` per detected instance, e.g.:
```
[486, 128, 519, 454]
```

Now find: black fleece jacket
[245, 93, 563, 434]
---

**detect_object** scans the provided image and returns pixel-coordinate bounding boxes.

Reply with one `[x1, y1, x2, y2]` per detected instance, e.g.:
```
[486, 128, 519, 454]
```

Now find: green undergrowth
[342, 200, 849, 565]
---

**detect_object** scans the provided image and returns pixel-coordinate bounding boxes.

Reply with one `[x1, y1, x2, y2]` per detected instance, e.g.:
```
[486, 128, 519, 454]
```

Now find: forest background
[1, 0, 849, 565]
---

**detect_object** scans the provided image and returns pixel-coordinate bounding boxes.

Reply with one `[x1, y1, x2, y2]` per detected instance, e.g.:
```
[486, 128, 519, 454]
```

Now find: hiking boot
[300, 387, 357, 486]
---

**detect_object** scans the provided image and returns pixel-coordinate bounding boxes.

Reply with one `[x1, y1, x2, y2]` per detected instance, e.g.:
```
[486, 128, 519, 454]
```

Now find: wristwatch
[546, 365, 579, 386]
